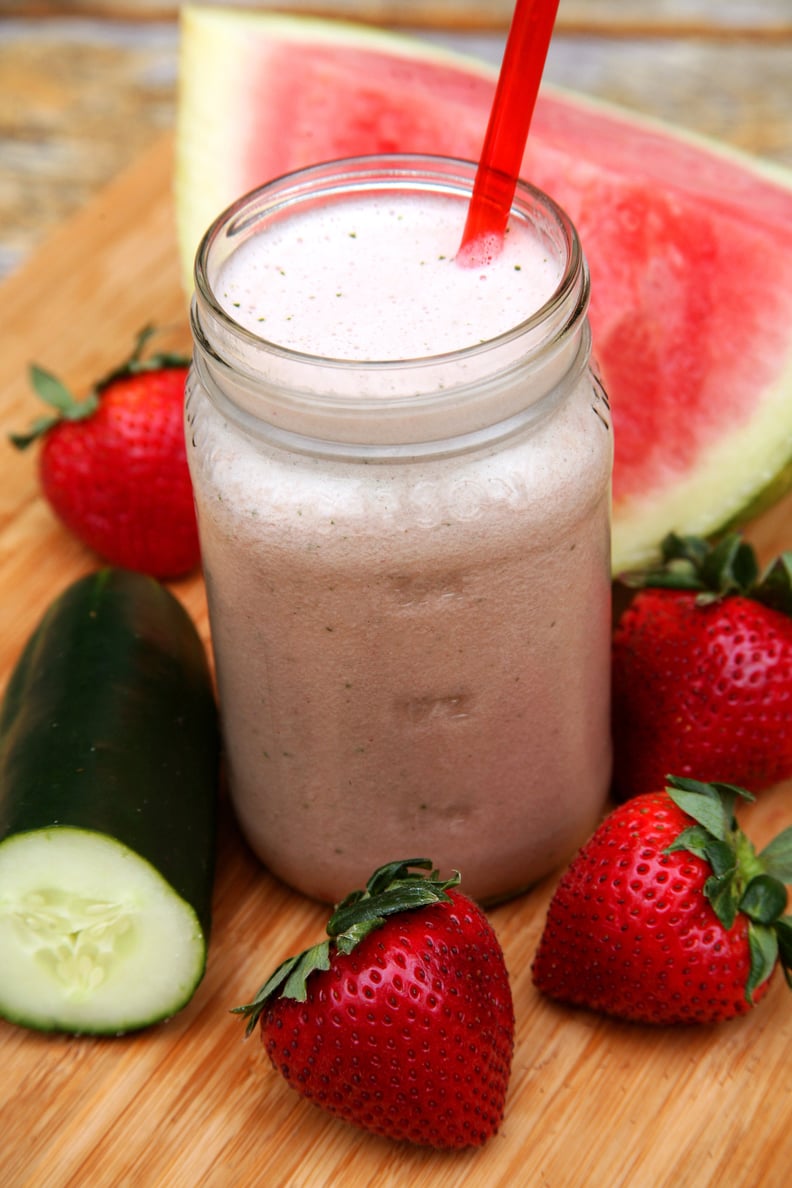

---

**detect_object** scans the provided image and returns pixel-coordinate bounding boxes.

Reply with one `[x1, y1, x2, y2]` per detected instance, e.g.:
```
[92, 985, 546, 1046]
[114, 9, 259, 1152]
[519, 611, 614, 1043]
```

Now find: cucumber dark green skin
[0, 568, 220, 1029]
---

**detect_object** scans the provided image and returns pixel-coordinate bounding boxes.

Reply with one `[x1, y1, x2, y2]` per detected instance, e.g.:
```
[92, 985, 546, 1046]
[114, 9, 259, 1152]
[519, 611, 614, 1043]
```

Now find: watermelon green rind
[611, 361, 792, 572]
[176, 5, 792, 575]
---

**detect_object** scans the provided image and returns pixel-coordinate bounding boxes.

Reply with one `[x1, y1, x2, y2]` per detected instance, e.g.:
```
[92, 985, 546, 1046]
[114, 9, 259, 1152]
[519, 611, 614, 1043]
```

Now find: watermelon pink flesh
[177, 9, 792, 571]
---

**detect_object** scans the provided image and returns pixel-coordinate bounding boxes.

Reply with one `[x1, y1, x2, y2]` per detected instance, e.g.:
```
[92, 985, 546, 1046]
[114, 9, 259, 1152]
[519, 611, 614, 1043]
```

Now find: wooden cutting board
[1, 133, 792, 1188]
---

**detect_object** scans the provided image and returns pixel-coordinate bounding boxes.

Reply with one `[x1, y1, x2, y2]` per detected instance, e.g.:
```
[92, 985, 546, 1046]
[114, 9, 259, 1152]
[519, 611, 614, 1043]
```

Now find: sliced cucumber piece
[0, 829, 206, 1033]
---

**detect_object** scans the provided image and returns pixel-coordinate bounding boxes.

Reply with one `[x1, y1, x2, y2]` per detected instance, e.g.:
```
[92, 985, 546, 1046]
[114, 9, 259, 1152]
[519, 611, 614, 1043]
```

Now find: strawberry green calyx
[93, 325, 190, 391]
[9, 368, 101, 449]
[233, 859, 460, 1035]
[620, 532, 792, 615]
[664, 775, 792, 1001]
[10, 326, 190, 450]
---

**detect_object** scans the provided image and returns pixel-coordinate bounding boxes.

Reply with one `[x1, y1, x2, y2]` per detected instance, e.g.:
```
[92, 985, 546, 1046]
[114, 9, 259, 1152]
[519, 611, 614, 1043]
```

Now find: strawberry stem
[232, 859, 460, 1036]
[328, 858, 459, 947]
[618, 532, 792, 616]
[9, 367, 100, 449]
[9, 326, 189, 450]
[664, 775, 792, 1002]
[95, 324, 190, 392]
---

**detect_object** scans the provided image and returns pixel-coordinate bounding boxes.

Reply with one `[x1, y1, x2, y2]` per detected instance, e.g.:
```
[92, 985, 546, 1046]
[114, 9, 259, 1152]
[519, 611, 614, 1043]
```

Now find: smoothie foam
[216, 192, 560, 359]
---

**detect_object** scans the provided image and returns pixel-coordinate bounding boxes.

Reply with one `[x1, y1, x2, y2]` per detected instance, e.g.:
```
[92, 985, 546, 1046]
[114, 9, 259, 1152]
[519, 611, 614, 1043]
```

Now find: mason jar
[186, 154, 613, 904]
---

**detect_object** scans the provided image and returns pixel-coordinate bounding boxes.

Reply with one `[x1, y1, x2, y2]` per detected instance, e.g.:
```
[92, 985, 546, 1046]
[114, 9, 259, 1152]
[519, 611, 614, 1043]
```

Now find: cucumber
[0, 568, 220, 1034]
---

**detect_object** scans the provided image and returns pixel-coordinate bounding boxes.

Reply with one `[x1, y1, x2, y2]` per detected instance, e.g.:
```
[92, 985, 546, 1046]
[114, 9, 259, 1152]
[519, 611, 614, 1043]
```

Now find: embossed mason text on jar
[187, 155, 613, 904]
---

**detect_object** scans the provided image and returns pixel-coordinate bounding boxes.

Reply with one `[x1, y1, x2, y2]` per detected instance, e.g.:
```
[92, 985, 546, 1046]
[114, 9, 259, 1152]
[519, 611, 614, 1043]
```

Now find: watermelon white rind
[176, 5, 792, 575]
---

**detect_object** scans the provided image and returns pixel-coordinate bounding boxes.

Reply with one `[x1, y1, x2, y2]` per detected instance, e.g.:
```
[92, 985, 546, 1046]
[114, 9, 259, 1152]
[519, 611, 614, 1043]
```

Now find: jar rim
[193, 152, 586, 372]
[189, 153, 591, 450]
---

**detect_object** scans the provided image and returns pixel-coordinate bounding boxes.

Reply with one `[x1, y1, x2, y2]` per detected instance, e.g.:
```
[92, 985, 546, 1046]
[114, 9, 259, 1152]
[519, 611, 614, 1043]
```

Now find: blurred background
[1, 0, 791, 281]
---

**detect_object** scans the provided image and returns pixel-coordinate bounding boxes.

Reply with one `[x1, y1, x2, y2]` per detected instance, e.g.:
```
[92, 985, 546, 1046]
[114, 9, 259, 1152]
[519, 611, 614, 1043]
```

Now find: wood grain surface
[1, 130, 792, 1187]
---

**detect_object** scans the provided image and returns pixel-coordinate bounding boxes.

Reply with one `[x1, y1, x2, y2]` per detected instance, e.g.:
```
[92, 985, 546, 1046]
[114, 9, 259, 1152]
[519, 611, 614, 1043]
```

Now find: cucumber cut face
[0, 827, 207, 1034]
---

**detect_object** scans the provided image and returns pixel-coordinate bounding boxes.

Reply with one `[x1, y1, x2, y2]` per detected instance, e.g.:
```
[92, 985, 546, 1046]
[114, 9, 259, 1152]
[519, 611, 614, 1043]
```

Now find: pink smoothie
[187, 176, 613, 903]
[216, 192, 559, 358]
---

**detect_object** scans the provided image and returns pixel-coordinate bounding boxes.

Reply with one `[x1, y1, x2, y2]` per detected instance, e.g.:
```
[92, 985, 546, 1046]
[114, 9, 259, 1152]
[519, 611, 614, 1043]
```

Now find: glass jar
[187, 154, 613, 904]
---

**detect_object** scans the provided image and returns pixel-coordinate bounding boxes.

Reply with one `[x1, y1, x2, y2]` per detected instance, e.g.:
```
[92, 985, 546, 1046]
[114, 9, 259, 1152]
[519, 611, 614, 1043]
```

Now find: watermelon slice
[175, 5, 792, 574]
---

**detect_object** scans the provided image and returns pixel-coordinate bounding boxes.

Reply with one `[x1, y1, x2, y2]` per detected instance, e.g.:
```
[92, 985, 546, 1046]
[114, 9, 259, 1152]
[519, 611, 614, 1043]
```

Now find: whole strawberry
[234, 859, 514, 1149]
[612, 532, 792, 802]
[11, 327, 200, 579]
[532, 776, 792, 1025]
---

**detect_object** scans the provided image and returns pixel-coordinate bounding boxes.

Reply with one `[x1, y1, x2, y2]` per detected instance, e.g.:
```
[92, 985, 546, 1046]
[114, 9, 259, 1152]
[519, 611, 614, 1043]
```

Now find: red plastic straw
[458, 0, 561, 265]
